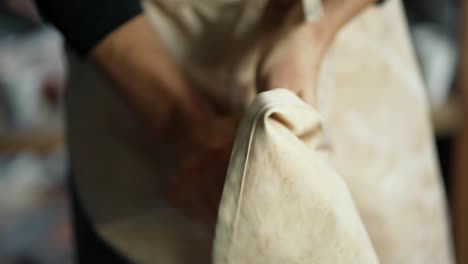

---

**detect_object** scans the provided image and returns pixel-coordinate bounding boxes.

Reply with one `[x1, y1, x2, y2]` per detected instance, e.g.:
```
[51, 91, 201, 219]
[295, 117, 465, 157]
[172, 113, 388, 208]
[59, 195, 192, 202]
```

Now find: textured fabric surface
[214, 89, 379, 263]
[65, 0, 453, 263]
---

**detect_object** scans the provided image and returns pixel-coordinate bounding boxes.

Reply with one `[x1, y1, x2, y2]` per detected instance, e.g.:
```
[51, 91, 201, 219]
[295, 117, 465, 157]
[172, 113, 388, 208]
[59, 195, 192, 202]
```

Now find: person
[35, 0, 383, 262]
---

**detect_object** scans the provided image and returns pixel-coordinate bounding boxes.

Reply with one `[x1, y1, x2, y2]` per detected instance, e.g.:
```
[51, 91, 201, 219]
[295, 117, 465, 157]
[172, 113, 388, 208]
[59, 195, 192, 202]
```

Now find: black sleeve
[36, 0, 142, 56]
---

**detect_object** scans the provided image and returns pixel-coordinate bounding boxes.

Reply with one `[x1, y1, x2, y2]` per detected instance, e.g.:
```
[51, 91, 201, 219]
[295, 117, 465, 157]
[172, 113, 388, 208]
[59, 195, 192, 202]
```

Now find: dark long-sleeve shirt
[36, 0, 142, 56]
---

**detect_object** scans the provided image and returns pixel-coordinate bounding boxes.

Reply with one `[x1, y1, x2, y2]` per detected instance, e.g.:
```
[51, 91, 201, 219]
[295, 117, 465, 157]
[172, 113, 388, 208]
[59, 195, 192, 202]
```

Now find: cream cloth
[214, 89, 379, 263]
[66, 0, 453, 263]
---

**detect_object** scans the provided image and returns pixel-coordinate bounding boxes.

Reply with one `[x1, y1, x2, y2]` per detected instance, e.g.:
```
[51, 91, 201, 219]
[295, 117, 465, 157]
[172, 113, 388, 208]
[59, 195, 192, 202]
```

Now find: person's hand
[89, 13, 239, 157]
[91, 14, 238, 227]
[257, 0, 375, 105]
[257, 20, 327, 106]
[91, 15, 233, 146]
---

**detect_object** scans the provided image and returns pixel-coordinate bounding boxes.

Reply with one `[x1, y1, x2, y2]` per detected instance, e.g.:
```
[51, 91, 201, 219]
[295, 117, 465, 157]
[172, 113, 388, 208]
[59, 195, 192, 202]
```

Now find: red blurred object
[42, 77, 64, 104]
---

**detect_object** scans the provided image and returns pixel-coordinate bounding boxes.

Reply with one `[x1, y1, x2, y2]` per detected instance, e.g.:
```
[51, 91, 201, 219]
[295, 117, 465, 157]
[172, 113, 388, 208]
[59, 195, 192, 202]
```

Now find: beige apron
[66, 0, 453, 263]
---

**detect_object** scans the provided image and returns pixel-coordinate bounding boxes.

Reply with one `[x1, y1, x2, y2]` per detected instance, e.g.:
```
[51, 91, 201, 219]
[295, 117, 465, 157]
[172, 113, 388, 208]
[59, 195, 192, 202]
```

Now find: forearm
[36, 0, 208, 136]
[90, 14, 206, 135]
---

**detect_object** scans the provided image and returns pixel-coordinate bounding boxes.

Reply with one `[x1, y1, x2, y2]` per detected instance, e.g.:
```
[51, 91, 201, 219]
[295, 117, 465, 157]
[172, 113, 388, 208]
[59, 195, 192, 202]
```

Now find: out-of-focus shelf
[0, 124, 64, 155]
[432, 96, 464, 137]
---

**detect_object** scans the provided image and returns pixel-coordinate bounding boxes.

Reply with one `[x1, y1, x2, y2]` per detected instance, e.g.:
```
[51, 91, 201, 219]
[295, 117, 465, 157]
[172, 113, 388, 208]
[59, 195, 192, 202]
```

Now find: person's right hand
[91, 14, 221, 140]
[91, 14, 238, 227]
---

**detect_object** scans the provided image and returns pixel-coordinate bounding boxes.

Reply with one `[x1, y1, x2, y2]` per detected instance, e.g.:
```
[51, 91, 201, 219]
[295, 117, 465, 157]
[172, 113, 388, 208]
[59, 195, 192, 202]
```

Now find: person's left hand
[257, 0, 375, 105]
[257, 20, 327, 106]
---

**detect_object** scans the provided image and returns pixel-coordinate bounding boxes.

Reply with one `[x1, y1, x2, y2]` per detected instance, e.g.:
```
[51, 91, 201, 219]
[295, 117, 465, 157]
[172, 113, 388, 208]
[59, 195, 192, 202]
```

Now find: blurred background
[0, 0, 466, 263]
[0, 1, 71, 263]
